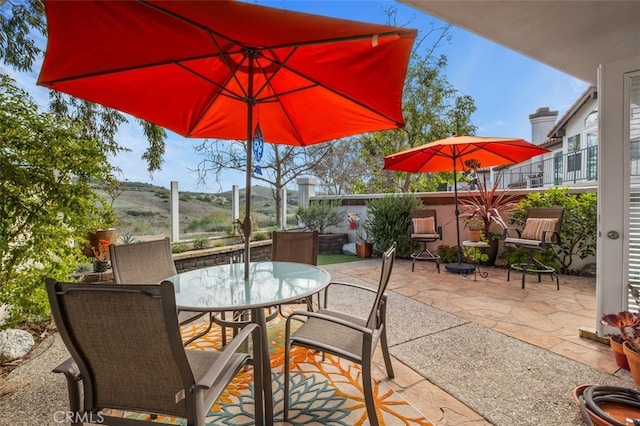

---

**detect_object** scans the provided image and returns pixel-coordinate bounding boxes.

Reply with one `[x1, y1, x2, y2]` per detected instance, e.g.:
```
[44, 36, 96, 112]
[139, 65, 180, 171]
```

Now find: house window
[554, 151, 563, 185]
[567, 134, 581, 172]
[584, 109, 598, 127]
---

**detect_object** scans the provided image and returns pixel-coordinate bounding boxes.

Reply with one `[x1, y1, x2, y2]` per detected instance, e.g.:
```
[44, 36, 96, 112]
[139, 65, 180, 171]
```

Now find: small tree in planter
[296, 198, 346, 254]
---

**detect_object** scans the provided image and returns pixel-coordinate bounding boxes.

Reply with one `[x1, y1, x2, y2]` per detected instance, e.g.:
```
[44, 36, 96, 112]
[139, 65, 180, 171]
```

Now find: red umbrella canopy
[37, 0, 417, 146]
[383, 135, 550, 173]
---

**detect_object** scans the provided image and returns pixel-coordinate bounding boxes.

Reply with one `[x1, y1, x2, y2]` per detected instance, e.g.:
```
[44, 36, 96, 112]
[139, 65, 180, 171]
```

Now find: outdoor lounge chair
[283, 242, 397, 426]
[409, 209, 442, 272]
[109, 237, 211, 345]
[503, 207, 564, 290]
[46, 279, 264, 426]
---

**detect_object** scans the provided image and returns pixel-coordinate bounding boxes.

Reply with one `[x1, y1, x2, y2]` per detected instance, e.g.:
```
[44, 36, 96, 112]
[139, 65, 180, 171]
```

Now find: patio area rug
[125, 312, 432, 425]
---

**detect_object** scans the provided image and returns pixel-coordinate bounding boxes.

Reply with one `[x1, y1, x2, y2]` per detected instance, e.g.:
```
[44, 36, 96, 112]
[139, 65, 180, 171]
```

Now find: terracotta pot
[610, 336, 630, 370]
[622, 341, 640, 387]
[467, 230, 482, 242]
[356, 242, 373, 258]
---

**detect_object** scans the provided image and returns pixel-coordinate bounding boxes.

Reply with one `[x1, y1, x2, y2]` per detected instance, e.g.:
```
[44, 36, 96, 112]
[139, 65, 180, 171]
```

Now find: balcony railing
[496, 146, 600, 190]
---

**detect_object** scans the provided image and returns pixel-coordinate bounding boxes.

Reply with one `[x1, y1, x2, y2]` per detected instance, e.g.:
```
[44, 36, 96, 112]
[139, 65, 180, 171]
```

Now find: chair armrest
[52, 357, 81, 380]
[195, 323, 259, 390]
[541, 230, 561, 246]
[286, 309, 373, 335]
[437, 225, 443, 240]
[52, 357, 82, 413]
[502, 227, 521, 239]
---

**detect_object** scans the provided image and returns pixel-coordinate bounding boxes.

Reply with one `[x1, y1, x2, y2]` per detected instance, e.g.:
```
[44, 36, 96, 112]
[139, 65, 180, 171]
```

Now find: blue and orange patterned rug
[126, 313, 432, 425]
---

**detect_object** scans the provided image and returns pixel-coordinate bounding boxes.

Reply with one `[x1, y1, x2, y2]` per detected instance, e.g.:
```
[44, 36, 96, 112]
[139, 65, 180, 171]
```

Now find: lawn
[317, 254, 365, 265]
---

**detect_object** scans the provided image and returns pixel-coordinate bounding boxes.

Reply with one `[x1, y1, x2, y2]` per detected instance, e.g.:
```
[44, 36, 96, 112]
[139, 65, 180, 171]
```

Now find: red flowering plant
[92, 239, 110, 261]
[601, 311, 640, 352]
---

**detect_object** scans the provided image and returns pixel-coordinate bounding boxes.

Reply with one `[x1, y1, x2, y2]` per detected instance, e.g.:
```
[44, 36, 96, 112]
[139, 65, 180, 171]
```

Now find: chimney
[529, 107, 558, 145]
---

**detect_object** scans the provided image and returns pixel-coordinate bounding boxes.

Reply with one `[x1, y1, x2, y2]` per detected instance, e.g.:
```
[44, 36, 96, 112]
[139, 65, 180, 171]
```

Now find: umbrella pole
[243, 56, 255, 281]
[444, 155, 475, 275]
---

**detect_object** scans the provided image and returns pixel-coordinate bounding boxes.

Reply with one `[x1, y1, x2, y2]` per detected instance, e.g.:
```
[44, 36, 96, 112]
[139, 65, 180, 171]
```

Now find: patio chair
[409, 209, 443, 272]
[283, 242, 397, 426]
[46, 279, 264, 426]
[272, 230, 319, 313]
[109, 237, 212, 345]
[503, 207, 564, 290]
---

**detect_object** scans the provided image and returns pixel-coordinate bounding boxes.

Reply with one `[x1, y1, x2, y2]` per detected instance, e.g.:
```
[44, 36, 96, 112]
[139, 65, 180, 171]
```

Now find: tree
[354, 17, 478, 193]
[1, 0, 167, 173]
[0, 75, 113, 326]
[309, 139, 367, 195]
[194, 140, 333, 227]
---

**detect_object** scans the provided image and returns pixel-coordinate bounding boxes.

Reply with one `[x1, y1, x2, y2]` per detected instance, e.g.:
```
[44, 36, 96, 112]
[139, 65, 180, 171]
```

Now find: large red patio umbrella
[37, 0, 417, 279]
[384, 135, 549, 273]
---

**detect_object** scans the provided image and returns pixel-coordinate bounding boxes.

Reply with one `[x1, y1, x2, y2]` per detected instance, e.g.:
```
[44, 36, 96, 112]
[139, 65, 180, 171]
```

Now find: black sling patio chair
[109, 237, 212, 346]
[503, 207, 564, 290]
[409, 209, 443, 272]
[283, 242, 397, 426]
[46, 279, 264, 426]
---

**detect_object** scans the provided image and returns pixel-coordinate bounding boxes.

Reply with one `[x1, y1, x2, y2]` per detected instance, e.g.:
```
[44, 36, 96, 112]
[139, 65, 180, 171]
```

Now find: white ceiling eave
[398, 1, 640, 84]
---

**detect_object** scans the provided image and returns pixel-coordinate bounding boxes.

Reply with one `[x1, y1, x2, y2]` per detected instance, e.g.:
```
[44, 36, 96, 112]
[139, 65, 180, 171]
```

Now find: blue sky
[4, 0, 588, 193]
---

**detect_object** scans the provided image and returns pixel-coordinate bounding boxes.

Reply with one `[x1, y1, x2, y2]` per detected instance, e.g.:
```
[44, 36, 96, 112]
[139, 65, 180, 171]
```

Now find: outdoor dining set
[46, 232, 398, 425]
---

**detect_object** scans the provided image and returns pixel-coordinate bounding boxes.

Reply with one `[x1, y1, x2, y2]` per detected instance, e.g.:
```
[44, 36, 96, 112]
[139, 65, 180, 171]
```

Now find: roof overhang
[397, 1, 640, 84]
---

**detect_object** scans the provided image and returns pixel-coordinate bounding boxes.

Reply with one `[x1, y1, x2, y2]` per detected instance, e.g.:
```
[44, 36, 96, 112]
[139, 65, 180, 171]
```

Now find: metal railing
[496, 141, 640, 189]
[497, 145, 600, 189]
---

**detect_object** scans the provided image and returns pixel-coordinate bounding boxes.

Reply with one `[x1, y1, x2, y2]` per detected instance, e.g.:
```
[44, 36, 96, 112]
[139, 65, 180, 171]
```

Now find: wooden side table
[462, 240, 489, 281]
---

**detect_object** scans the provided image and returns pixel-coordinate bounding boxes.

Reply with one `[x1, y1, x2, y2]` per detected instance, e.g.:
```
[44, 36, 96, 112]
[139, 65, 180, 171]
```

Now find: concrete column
[297, 177, 316, 208]
[170, 181, 179, 242]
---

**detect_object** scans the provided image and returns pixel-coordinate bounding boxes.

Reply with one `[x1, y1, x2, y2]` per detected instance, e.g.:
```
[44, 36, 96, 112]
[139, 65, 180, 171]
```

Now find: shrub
[509, 187, 596, 274]
[171, 243, 189, 253]
[296, 198, 344, 234]
[192, 235, 209, 250]
[437, 244, 459, 263]
[253, 231, 268, 241]
[364, 194, 422, 258]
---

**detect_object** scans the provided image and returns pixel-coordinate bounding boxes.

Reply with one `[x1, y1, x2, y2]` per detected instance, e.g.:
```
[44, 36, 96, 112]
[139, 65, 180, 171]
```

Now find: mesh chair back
[365, 242, 396, 329]
[45, 280, 192, 417]
[271, 231, 319, 265]
[110, 237, 177, 284]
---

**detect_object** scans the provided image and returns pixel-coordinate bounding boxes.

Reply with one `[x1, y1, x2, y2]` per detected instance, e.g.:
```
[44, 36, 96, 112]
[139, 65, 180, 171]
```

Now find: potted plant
[296, 198, 347, 254]
[465, 218, 484, 242]
[459, 171, 518, 264]
[601, 311, 640, 376]
[355, 228, 372, 258]
[92, 239, 111, 272]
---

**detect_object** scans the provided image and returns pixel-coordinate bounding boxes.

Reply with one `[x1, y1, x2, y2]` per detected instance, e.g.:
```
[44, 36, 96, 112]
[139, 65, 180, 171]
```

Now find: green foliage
[0, 75, 113, 326]
[464, 217, 484, 231]
[171, 243, 189, 253]
[364, 194, 422, 257]
[192, 235, 209, 250]
[509, 187, 597, 273]
[119, 233, 137, 244]
[355, 23, 477, 193]
[464, 246, 489, 263]
[459, 172, 518, 237]
[437, 245, 459, 264]
[252, 231, 268, 241]
[296, 198, 344, 234]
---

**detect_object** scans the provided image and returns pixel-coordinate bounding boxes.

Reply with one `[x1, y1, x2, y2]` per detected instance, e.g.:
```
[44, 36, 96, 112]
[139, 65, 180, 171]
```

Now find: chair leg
[380, 327, 395, 379]
[283, 322, 293, 420]
[361, 363, 379, 426]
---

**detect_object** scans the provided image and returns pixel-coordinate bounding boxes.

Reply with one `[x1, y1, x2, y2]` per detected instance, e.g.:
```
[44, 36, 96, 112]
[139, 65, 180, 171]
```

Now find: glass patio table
[165, 261, 332, 424]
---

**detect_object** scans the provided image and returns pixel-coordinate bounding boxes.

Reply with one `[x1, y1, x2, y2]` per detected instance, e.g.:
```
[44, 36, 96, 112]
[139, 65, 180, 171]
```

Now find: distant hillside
[97, 182, 299, 239]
